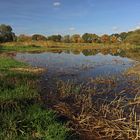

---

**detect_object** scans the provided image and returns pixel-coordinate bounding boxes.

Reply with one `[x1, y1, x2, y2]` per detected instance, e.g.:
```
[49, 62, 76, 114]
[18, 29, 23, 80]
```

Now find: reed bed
[42, 77, 140, 140]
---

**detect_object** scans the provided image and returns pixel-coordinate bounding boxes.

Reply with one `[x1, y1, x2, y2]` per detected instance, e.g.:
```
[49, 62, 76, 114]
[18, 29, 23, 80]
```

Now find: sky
[0, 0, 140, 35]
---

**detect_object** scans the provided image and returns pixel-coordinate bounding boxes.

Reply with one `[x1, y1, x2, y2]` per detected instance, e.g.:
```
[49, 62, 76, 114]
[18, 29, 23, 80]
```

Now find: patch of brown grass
[2, 41, 68, 48]
[126, 64, 140, 77]
[10, 67, 46, 74]
[42, 78, 140, 140]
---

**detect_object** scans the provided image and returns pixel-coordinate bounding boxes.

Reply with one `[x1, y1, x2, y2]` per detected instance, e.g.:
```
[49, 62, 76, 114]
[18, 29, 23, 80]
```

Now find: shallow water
[13, 50, 140, 128]
[14, 50, 140, 101]
[15, 50, 135, 81]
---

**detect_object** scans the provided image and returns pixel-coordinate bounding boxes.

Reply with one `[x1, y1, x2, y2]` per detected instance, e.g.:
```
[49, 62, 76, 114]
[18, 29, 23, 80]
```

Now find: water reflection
[15, 49, 135, 81]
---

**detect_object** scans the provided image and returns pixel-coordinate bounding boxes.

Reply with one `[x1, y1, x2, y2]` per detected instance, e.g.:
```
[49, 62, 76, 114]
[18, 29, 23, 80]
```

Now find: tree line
[0, 24, 140, 45]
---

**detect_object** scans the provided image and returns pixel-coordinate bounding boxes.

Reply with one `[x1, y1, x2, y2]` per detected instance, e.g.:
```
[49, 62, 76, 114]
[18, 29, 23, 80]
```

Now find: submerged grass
[0, 56, 70, 140]
[42, 77, 140, 140]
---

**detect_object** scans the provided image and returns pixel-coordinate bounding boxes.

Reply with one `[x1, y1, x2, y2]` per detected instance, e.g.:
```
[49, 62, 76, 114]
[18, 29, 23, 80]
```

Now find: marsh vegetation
[0, 24, 140, 139]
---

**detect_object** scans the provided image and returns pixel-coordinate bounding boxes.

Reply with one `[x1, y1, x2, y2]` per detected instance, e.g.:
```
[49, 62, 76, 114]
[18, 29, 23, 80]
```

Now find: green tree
[119, 32, 128, 41]
[82, 33, 91, 43]
[92, 34, 99, 43]
[0, 24, 12, 33]
[48, 35, 62, 42]
[32, 34, 47, 41]
[82, 33, 99, 43]
[0, 24, 16, 42]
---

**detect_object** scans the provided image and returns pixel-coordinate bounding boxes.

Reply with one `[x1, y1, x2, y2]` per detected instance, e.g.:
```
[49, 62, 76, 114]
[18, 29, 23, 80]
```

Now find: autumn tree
[101, 34, 110, 43]
[62, 35, 71, 43]
[71, 34, 81, 43]
[77, 37, 84, 43]
[17, 34, 32, 42]
[110, 35, 118, 43]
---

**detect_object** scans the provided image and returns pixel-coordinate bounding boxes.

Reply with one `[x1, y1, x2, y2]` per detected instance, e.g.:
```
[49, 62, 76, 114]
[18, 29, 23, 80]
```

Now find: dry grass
[1, 41, 49, 47]
[42, 78, 140, 140]
[126, 64, 140, 77]
[10, 67, 46, 74]
[1, 41, 139, 50]
[1, 41, 67, 48]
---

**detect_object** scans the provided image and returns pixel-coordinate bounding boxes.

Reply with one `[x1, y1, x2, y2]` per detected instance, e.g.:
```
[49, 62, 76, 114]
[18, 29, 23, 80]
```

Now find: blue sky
[0, 0, 140, 35]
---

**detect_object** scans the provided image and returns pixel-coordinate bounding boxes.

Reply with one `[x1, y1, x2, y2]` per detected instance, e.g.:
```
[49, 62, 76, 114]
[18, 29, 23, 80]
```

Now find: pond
[14, 50, 139, 100]
[12, 50, 140, 139]
[15, 50, 135, 81]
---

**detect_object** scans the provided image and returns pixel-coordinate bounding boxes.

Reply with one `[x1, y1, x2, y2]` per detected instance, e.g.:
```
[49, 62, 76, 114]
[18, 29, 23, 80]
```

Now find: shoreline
[0, 44, 140, 139]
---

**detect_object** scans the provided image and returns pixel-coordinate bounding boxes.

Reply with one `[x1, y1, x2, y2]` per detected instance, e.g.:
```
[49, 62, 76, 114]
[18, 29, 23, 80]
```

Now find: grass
[0, 56, 28, 69]
[0, 105, 69, 140]
[1, 41, 140, 61]
[0, 41, 140, 139]
[0, 41, 69, 52]
[126, 64, 140, 77]
[0, 56, 70, 140]
[43, 78, 140, 139]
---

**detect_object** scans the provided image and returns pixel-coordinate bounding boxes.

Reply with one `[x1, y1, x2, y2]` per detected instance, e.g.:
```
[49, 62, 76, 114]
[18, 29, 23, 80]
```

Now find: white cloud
[131, 23, 140, 31]
[69, 27, 75, 31]
[53, 2, 61, 6]
[134, 26, 140, 30]
[112, 26, 119, 32]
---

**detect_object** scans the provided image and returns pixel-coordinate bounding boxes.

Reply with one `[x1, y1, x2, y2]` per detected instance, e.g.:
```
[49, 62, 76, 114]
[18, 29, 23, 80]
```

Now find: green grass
[0, 57, 28, 69]
[0, 105, 69, 140]
[0, 42, 70, 52]
[0, 56, 70, 140]
[0, 45, 45, 52]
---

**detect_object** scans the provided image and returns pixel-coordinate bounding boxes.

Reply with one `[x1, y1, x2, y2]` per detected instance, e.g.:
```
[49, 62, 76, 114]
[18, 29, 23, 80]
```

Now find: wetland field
[0, 43, 140, 140]
[1, 1, 140, 139]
